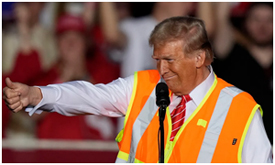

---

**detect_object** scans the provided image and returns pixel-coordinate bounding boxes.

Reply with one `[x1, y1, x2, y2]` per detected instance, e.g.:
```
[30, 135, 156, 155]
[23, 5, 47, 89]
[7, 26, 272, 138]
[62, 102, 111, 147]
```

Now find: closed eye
[152, 56, 159, 62]
[165, 58, 174, 62]
[152, 55, 174, 62]
[153, 58, 160, 62]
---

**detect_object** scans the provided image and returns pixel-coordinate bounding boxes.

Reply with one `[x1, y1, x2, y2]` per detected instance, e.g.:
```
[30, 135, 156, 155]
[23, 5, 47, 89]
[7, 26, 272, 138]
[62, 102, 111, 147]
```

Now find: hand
[3, 77, 42, 113]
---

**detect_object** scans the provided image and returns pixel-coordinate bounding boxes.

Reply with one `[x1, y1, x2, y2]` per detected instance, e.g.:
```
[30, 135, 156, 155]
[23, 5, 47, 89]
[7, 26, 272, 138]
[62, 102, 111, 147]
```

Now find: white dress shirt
[26, 66, 272, 163]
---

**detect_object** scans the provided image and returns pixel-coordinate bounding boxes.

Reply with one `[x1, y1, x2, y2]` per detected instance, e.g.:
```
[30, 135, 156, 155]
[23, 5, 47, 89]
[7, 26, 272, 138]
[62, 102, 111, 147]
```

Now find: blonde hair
[149, 16, 213, 64]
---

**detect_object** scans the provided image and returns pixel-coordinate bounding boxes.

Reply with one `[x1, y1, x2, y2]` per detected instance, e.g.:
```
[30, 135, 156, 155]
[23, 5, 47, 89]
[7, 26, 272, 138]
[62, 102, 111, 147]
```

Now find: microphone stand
[159, 104, 166, 163]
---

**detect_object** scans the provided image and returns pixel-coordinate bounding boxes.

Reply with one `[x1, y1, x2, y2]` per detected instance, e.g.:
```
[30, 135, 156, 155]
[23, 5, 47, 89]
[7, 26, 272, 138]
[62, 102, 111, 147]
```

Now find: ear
[195, 51, 206, 68]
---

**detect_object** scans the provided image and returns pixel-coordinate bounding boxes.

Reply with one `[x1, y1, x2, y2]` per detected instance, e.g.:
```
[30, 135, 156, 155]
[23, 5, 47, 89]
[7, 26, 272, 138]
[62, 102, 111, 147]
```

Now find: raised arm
[196, 2, 215, 39]
[3, 76, 134, 117]
[99, 2, 127, 49]
[212, 2, 235, 58]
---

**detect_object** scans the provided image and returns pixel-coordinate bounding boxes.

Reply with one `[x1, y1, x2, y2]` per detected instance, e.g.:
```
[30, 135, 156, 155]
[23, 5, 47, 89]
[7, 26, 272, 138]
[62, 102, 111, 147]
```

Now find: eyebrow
[151, 55, 157, 59]
[152, 54, 173, 59]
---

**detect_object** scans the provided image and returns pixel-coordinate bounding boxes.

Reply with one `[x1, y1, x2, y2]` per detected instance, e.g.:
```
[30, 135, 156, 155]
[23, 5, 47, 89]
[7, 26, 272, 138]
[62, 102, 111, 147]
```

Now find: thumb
[5, 77, 17, 89]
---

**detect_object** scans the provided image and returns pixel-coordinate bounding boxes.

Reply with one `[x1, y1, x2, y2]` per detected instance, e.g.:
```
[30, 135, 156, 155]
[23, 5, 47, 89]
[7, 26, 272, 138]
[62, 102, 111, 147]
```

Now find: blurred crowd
[2, 2, 273, 145]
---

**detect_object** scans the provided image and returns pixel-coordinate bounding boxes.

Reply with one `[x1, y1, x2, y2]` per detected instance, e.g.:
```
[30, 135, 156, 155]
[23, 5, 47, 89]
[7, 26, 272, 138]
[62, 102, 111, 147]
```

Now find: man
[3, 16, 272, 163]
[108, 2, 209, 133]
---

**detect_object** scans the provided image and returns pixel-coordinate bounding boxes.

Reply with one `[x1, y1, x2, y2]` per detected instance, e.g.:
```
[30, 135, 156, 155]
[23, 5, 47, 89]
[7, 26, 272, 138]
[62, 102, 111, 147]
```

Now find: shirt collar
[189, 65, 215, 106]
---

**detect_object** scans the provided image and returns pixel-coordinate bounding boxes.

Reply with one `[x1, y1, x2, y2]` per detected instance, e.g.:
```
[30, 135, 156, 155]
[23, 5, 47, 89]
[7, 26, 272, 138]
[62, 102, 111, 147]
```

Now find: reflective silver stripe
[128, 80, 161, 162]
[197, 86, 243, 163]
[115, 157, 127, 163]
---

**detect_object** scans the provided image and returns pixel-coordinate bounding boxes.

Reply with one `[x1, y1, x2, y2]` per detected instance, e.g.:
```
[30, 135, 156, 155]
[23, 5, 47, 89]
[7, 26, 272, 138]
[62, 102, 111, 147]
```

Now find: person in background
[31, 14, 117, 140]
[3, 16, 272, 163]
[2, 2, 57, 80]
[211, 2, 273, 144]
[83, 2, 121, 84]
[2, 2, 57, 138]
[3, 2, 122, 140]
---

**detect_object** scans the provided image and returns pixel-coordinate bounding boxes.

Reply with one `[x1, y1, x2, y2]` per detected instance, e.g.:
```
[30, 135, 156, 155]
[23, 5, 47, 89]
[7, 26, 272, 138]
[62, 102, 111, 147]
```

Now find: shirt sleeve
[25, 75, 134, 117]
[242, 109, 273, 163]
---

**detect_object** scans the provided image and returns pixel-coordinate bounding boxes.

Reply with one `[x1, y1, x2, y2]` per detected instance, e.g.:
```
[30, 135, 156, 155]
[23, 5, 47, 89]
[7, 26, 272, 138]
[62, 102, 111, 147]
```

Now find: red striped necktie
[170, 94, 192, 141]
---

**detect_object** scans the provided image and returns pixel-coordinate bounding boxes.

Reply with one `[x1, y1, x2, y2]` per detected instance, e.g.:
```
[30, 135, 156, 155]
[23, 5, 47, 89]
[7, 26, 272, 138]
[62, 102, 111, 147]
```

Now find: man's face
[152, 40, 197, 96]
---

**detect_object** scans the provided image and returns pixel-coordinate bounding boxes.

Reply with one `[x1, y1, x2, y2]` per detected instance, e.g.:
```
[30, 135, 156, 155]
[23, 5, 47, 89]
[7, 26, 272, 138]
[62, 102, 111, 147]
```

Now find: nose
[158, 60, 169, 76]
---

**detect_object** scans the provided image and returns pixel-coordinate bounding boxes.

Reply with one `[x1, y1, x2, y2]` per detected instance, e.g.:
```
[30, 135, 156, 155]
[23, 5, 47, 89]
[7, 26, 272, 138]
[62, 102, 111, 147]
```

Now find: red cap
[56, 14, 86, 34]
[231, 2, 252, 17]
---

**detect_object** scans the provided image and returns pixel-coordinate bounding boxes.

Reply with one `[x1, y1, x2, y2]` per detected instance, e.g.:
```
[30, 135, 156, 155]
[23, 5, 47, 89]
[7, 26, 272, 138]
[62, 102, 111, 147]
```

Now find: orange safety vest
[115, 70, 262, 163]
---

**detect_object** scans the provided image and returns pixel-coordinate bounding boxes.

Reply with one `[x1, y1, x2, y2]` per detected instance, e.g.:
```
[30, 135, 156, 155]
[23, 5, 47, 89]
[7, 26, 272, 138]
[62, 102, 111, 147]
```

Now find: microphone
[156, 82, 170, 163]
[156, 82, 170, 122]
[156, 82, 170, 108]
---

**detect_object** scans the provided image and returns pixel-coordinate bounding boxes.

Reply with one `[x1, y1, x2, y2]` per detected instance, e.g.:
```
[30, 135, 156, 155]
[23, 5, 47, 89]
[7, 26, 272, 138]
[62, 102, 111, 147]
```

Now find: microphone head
[156, 82, 170, 107]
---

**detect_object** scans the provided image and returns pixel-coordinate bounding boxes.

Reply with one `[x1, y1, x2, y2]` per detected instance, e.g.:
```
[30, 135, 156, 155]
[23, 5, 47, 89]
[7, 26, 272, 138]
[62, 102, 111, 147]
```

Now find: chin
[166, 83, 177, 93]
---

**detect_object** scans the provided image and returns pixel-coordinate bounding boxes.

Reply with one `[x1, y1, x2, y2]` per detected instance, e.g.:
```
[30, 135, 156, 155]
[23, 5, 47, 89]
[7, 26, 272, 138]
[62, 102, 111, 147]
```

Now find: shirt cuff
[25, 86, 58, 116]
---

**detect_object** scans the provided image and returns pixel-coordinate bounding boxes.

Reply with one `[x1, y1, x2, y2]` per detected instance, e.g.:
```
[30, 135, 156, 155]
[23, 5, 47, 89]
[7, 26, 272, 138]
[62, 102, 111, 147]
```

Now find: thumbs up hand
[3, 77, 42, 113]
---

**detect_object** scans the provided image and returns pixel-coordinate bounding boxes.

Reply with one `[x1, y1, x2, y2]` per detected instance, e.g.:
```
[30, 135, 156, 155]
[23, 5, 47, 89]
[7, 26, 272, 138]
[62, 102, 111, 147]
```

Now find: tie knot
[180, 94, 191, 105]
[173, 94, 192, 113]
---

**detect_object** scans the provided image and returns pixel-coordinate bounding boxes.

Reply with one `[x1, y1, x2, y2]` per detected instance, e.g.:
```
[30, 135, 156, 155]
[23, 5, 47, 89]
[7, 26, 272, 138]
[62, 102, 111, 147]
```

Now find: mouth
[162, 75, 176, 81]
